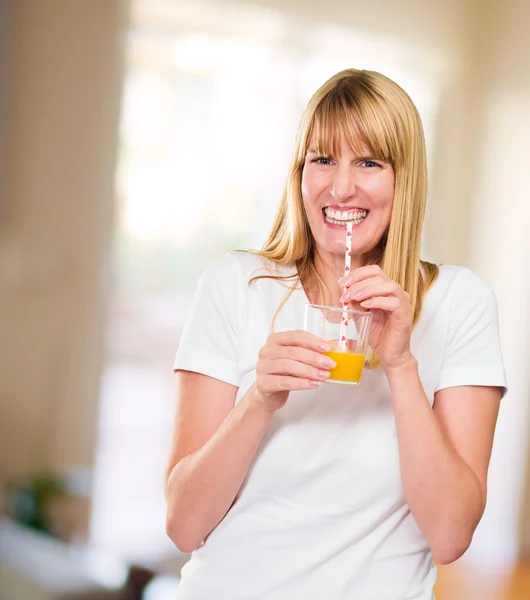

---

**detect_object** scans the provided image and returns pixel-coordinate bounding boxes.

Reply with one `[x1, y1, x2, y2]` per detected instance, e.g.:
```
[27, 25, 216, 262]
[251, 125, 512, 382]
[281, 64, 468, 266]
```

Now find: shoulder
[216, 251, 296, 282]
[198, 251, 260, 281]
[428, 265, 498, 317]
[193, 253, 243, 302]
[198, 251, 295, 291]
[435, 265, 495, 298]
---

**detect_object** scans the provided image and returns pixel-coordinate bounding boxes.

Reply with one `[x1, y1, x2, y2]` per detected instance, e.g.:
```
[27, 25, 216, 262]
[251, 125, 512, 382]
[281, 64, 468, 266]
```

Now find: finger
[360, 296, 402, 311]
[343, 279, 401, 303]
[261, 345, 336, 369]
[340, 265, 384, 286]
[271, 330, 330, 352]
[341, 275, 385, 301]
[260, 358, 330, 382]
[261, 375, 322, 394]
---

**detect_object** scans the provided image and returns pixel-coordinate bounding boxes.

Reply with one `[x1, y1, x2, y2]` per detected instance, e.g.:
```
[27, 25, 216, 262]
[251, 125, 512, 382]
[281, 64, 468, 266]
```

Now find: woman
[165, 69, 506, 599]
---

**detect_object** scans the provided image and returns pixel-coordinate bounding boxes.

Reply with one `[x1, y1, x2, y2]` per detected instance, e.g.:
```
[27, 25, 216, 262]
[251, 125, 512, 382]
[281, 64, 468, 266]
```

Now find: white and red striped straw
[338, 221, 353, 351]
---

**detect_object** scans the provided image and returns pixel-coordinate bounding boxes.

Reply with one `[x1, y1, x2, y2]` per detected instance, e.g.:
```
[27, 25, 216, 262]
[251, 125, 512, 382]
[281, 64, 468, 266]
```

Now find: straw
[338, 221, 353, 351]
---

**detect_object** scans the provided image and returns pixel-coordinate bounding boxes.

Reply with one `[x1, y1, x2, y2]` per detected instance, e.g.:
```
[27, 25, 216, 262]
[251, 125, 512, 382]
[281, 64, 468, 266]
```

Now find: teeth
[327, 218, 363, 225]
[324, 208, 367, 223]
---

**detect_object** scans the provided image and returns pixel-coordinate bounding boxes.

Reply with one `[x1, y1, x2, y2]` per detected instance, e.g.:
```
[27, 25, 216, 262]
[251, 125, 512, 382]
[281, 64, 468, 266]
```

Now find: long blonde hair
[251, 68, 438, 366]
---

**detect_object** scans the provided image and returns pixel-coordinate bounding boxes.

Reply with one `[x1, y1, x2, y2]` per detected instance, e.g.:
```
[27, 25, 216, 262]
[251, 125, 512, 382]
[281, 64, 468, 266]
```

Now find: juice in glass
[324, 349, 366, 385]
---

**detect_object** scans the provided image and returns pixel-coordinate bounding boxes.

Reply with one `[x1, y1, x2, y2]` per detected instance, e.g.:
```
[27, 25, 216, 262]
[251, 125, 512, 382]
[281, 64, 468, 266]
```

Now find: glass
[304, 303, 372, 386]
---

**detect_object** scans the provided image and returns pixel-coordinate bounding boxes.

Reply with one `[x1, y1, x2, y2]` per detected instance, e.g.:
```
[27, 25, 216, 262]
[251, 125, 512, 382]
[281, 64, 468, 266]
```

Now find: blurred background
[0, 0, 529, 598]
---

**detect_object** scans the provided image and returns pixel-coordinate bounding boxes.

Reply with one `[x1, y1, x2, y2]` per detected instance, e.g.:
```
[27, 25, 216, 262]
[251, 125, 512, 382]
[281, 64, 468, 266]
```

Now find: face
[301, 136, 395, 264]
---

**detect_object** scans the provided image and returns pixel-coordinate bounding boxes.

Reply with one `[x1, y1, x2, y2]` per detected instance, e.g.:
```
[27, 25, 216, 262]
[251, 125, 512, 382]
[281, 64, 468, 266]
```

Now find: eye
[311, 156, 334, 165]
[360, 160, 381, 168]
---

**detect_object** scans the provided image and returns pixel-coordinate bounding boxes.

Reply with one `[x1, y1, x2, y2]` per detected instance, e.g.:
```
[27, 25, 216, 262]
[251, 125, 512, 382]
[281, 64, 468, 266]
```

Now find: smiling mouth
[323, 207, 369, 226]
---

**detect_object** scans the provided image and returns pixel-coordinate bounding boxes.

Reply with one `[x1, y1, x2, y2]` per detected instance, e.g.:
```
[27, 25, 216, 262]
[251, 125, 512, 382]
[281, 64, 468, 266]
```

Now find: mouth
[322, 206, 369, 228]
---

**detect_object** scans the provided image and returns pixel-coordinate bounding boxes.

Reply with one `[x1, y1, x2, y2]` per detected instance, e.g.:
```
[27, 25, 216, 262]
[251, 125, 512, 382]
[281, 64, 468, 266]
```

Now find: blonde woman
[166, 69, 506, 599]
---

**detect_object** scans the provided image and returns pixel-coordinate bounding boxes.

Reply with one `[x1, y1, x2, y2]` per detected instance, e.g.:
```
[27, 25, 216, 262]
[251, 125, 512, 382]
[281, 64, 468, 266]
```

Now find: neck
[306, 246, 382, 307]
[302, 250, 359, 307]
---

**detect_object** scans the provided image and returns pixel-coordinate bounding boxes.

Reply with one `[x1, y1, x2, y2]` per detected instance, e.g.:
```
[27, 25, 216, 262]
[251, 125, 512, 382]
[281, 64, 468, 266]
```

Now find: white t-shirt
[173, 251, 507, 600]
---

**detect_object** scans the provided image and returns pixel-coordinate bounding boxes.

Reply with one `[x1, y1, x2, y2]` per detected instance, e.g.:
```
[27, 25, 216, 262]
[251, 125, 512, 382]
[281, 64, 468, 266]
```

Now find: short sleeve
[435, 269, 507, 396]
[173, 252, 242, 387]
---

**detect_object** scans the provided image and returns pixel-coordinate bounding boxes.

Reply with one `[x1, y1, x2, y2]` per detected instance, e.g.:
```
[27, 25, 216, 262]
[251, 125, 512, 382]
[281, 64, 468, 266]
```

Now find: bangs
[304, 83, 399, 165]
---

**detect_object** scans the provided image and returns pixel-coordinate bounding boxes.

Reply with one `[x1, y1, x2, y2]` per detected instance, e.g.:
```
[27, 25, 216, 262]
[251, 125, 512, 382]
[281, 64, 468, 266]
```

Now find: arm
[341, 265, 504, 564]
[165, 372, 273, 554]
[386, 359, 501, 564]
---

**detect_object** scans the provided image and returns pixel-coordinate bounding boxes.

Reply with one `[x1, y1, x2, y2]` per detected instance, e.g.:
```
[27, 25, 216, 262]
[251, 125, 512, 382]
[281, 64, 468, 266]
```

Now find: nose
[330, 163, 356, 202]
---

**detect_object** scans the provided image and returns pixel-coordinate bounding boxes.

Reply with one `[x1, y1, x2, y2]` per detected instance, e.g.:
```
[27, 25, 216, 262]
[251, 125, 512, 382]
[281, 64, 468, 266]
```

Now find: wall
[464, 0, 530, 562]
[0, 0, 11, 223]
[0, 0, 127, 478]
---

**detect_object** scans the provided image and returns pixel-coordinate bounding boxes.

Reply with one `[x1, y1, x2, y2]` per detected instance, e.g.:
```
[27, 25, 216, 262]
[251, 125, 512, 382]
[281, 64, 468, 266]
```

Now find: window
[90, 0, 439, 561]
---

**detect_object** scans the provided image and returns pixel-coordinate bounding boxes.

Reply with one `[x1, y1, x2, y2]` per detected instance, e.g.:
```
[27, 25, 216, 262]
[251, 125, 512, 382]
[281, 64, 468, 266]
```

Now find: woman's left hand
[340, 265, 414, 371]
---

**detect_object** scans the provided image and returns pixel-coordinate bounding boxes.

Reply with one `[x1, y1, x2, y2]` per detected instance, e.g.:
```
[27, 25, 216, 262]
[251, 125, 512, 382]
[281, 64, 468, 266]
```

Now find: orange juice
[324, 350, 366, 384]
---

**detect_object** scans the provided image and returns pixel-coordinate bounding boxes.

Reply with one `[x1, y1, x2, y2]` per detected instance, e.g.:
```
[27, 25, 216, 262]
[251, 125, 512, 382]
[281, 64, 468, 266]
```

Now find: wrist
[383, 354, 418, 379]
[245, 383, 278, 417]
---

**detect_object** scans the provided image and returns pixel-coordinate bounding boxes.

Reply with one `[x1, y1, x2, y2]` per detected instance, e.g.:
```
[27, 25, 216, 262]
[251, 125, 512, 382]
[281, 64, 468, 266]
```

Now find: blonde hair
[251, 68, 438, 367]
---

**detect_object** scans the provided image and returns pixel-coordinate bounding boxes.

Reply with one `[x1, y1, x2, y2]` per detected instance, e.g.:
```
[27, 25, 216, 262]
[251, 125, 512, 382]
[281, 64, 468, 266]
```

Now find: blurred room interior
[0, 0, 529, 598]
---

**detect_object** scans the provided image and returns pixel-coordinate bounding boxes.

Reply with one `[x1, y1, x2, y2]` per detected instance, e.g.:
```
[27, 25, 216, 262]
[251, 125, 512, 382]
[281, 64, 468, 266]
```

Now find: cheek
[385, 175, 396, 208]
[368, 174, 395, 210]
[301, 169, 317, 202]
[383, 190, 395, 212]
[301, 175, 320, 222]
[301, 168, 327, 203]
[300, 171, 310, 201]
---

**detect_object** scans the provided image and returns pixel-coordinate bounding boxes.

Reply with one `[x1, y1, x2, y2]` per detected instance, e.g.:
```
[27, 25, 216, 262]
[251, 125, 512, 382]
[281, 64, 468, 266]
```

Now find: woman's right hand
[252, 331, 336, 414]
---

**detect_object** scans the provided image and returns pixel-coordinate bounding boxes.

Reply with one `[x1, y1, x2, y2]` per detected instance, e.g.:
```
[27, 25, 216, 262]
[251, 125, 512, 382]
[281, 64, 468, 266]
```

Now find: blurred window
[90, 0, 439, 561]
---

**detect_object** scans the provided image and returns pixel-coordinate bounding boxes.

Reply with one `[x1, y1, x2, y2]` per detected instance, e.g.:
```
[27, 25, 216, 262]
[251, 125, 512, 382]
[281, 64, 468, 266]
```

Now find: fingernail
[354, 288, 364, 299]
[342, 276, 353, 286]
[309, 380, 321, 388]
[341, 291, 351, 302]
[321, 357, 336, 369]
[318, 341, 331, 352]
[317, 371, 330, 380]
[360, 299, 373, 307]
